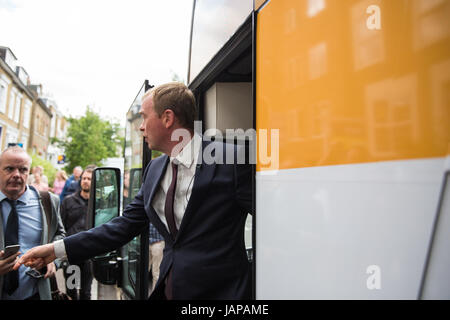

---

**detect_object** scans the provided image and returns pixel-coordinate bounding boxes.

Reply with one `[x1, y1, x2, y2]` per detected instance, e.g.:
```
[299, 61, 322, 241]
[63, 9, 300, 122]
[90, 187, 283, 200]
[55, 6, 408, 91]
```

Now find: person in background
[60, 166, 95, 300]
[123, 171, 130, 200]
[148, 224, 164, 293]
[31, 172, 48, 192]
[27, 166, 48, 186]
[59, 166, 82, 202]
[50, 170, 67, 196]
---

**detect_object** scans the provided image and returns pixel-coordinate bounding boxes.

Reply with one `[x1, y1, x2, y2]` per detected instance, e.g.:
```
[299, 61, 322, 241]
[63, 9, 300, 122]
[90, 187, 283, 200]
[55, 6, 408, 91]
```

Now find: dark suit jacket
[64, 141, 253, 299]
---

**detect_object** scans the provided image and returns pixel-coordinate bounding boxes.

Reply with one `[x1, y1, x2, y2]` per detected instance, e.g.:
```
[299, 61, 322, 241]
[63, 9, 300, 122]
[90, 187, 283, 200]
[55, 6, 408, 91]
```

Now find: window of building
[51, 112, 56, 137]
[8, 88, 17, 119]
[35, 114, 40, 134]
[14, 93, 22, 123]
[307, 0, 326, 17]
[23, 100, 31, 129]
[0, 123, 3, 149]
[20, 133, 28, 150]
[5, 126, 18, 147]
[0, 77, 8, 114]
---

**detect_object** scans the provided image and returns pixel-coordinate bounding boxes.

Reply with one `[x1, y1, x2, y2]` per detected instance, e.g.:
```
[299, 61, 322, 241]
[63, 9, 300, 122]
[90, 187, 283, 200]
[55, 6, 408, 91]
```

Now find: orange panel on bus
[256, 0, 450, 171]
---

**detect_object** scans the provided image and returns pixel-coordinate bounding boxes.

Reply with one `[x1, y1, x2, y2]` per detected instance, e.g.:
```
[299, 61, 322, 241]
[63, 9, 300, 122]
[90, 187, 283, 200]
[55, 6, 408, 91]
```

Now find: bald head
[0, 146, 32, 200]
[0, 146, 31, 167]
[73, 166, 83, 180]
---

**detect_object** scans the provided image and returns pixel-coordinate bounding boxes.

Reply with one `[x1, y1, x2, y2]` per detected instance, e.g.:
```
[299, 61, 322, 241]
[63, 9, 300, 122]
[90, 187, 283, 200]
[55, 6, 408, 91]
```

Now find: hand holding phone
[0, 245, 21, 276]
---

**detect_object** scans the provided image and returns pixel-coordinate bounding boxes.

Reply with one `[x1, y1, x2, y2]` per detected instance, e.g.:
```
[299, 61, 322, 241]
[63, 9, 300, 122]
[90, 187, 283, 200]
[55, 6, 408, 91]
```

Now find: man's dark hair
[80, 164, 96, 180]
[147, 82, 197, 131]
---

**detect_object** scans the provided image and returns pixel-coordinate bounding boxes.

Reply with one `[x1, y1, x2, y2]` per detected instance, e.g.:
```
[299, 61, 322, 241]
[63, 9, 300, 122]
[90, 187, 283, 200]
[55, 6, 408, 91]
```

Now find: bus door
[87, 81, 153, 300]
[188, 0, 256, 297]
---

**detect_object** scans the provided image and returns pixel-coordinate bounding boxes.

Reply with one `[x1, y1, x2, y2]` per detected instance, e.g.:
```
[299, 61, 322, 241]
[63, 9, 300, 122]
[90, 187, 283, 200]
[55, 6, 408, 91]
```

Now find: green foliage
[151, 150, 163, 159]
[30, 153, 57, 185]
[56, 107, 124, 173]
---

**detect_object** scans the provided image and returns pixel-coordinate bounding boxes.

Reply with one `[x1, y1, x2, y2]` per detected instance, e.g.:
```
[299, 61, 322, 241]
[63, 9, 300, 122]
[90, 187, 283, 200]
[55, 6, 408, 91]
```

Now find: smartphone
[1, 244, 20, 260]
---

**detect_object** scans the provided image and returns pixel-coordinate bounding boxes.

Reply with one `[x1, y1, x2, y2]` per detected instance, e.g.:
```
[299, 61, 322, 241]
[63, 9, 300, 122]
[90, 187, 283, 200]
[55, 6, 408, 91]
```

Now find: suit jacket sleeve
[234, 145, 254, 214]
[60, 197, 68, 230]
[49, 192, 66, 269]
[50, 192, 66, 242]
[63, 178, 149, 264]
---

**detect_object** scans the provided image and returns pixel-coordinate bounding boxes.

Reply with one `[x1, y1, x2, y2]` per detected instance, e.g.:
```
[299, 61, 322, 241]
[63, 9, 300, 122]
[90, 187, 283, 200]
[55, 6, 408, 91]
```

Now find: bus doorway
[187, 2, 256, 298]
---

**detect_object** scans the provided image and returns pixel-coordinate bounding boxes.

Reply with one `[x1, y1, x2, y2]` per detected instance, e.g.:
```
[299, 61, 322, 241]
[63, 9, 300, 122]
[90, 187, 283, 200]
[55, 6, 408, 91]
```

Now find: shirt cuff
[53, 239, 67, 260]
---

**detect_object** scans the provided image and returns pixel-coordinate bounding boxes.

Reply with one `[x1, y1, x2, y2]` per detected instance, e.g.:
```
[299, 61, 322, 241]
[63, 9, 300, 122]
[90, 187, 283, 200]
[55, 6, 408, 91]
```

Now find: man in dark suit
[15, 82, 253, 300]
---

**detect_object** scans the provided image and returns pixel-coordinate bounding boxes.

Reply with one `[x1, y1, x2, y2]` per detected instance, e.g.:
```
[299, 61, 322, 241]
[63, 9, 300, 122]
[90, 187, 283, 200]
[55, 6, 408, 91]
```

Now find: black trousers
[63, 261, 93, 300]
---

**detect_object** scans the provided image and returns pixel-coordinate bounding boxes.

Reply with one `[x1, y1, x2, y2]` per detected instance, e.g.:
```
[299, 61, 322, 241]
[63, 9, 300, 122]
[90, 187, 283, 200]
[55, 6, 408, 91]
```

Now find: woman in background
[32, 171, 49, 192]
[50, 170, 68, 195]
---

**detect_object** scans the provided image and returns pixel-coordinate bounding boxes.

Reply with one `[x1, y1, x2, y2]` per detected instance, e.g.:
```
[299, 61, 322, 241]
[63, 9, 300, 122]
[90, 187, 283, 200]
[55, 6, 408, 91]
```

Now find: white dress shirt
[54, 133, 202, 259]
[152, 133, 202, 233]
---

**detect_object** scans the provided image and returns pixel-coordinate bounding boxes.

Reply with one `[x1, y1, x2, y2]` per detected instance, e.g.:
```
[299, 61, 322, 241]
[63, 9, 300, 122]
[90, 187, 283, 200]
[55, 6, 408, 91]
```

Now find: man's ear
[162, 109, 175, 128]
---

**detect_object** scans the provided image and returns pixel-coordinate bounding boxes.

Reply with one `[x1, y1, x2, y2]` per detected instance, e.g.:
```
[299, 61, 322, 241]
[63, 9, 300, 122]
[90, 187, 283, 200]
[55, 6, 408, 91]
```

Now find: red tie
[164, 162, 178, 238]
[164, 162, 178, 300]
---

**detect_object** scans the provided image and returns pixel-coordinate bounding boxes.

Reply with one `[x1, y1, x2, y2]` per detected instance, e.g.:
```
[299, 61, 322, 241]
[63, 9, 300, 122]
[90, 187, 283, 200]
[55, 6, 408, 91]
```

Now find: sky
[0, 0, 193, 125]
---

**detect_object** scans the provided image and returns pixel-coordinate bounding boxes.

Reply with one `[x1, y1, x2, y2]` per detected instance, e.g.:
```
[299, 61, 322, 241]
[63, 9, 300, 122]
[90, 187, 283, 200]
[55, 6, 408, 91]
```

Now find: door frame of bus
[188, 11, 257, 299]
[87, 80, 154, 300]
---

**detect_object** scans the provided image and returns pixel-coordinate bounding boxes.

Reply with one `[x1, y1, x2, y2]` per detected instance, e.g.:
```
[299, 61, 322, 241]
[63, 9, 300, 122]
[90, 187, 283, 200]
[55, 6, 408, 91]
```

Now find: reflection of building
[412, 0, 450, 51]
[258, 0, 450, 168]
[365, 75, 419, 158]
[430, 59, 450, 153]
[351, 0, 385, 71]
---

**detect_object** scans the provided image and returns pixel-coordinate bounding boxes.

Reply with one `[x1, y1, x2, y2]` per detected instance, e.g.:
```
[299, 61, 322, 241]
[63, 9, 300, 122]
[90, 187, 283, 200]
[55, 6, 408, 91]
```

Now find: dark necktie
[164, 162, 178, 300]
[3, 199, 19, 295]
[164, 162, 178, 239]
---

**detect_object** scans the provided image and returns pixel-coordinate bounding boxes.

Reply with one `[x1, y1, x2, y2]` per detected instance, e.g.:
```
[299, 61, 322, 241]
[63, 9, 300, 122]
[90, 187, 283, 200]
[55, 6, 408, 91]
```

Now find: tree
[30, 153, 57, 185]
[55, 107, 123, 173]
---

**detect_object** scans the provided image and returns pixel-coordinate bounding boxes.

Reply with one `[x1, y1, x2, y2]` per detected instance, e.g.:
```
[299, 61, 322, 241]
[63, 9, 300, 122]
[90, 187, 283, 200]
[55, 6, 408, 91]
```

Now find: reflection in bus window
[94, 169, 119, 227]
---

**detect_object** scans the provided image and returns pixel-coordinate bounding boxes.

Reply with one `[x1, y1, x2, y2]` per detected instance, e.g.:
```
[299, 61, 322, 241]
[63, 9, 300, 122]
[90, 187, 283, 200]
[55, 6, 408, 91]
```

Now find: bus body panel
[255, 0, 450, 299]
[256, 157, 447, 299]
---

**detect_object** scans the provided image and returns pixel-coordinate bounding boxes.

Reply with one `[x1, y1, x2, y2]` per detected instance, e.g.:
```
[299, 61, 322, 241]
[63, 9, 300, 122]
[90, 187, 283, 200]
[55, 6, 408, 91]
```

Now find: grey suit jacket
[0, 186, 66, 300]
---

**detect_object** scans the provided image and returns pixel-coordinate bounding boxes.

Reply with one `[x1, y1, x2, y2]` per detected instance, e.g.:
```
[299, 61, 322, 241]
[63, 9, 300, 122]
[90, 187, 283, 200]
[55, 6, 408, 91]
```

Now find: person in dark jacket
[60, 166, 95, 300]
[59, 166, 82, 202]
